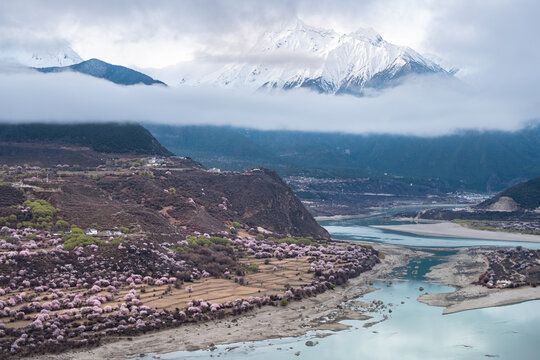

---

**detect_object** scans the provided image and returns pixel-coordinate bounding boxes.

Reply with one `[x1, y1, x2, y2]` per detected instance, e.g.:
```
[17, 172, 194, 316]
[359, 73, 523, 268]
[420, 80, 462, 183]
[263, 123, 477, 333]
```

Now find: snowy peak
[187, 20, 451, 95]
[0, 40, 82, 68]
[254, 19, 339, 58]
[349, 27, 384, 45]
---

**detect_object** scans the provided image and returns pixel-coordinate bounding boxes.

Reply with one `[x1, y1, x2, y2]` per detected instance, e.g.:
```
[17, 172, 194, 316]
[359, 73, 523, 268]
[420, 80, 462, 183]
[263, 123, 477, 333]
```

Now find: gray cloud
[0, 0, 298, 58]
[0, 70, 537, 136]
[193, 50, 325, 67]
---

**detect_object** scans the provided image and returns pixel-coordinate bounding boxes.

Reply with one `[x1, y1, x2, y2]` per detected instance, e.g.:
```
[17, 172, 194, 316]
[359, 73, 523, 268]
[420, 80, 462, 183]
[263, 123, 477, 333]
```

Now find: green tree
[55, 219, 70, 232]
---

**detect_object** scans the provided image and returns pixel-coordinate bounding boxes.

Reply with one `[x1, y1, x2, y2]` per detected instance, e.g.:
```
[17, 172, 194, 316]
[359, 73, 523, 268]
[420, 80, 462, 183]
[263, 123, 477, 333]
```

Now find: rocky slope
[0, 123, 327, 239]
[36, 165, 330, 240]
[478, 176, 540, 211]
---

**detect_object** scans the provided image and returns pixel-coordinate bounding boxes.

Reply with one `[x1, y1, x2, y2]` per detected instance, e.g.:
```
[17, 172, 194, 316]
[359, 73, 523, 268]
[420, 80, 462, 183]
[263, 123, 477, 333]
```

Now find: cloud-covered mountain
[0, 41, 82, 68]
[0, 41, 165, 86]
[148, 123, 540, 192]
[182, 19, 451, 95]
[37, 58, 166, 86]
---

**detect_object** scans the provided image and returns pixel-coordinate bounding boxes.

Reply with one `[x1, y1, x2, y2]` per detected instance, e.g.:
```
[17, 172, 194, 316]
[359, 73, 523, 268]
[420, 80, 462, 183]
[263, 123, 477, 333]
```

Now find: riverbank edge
[38, 243, 420, 360]
[374, 222, 540, 242]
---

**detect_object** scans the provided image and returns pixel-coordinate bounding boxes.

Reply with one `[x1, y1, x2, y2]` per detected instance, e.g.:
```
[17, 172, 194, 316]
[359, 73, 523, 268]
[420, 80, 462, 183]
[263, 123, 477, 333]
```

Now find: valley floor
[374, 222, 540, 242]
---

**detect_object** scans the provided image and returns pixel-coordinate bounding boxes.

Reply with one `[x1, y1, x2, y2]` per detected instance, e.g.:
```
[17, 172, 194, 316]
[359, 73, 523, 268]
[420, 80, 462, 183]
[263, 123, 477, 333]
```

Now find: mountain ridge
[182, 19, 450, 95]
[148, 124, 540, 192]
[478, 177, 540, 210]
[0, 122, 173, 156]
[36, 58, 167, 86]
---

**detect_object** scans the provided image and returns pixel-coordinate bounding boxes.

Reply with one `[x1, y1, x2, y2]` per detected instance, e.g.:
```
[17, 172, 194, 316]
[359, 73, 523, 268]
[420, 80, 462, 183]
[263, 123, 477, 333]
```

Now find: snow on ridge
[185, 19, 451, 94]
[0, 42, 82, 68]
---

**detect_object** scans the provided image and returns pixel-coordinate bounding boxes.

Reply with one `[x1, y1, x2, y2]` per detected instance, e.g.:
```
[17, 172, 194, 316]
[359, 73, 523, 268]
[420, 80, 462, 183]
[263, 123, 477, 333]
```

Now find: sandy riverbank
[40, 243, 418, 360]
[374, 222, 540, 242]
[418, 250, 540, 314]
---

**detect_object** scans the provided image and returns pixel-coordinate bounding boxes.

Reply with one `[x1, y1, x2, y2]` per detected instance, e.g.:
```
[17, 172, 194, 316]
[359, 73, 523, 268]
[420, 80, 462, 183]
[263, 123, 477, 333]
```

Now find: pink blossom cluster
[0, 227, 63, 252]
[478, 247, 539, 289]
[0, 225, 380, 357]
[0, 228, 195, 294]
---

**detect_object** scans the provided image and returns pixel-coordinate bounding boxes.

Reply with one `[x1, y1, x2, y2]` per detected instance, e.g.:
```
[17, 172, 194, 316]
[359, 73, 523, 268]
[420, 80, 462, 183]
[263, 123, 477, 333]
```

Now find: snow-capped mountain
[0, 42, 82, 68]
[185, 20, 450, 95]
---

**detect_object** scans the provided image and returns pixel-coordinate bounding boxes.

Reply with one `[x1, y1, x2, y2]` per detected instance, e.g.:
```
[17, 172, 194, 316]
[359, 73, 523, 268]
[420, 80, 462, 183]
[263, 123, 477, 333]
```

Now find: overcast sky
[0, 0, 539, 135]
[0, 0, 443, 68]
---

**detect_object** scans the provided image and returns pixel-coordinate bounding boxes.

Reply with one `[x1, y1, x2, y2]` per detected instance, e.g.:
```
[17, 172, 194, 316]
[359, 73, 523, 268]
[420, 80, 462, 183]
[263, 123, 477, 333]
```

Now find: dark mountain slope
[0, 122, 173, 156]
[148, 124, 540, 192]
[0, 122, 327, 239]
[478, 176, 540, 210]
[37, 58, 166, 86]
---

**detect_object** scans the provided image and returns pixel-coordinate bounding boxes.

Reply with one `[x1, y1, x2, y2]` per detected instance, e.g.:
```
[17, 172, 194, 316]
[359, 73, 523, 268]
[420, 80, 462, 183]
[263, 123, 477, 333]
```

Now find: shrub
[280, 299, 289, 306]
[0, 214, 18, 226]
[63, 227, 101, 250]
[270, 237, 314, 246]
[55, 219, 70, 232]
[244, 262, 259, 273]
[175, 243, 239, 277]
[35, 221, 52, 230]
[108, 237, 123, 246]
[0, 216, 16, 226]
[21, 221, 34, 228]
[24, 199, 57, 222]
[231, 222, 241, 229]
[185, 235, 230, 247]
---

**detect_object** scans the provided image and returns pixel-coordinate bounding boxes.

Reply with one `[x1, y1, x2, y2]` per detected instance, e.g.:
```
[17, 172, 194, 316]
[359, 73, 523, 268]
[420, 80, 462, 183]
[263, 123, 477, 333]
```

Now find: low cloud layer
[1, 0, 539, 135]
[0, 70, 537, 136]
